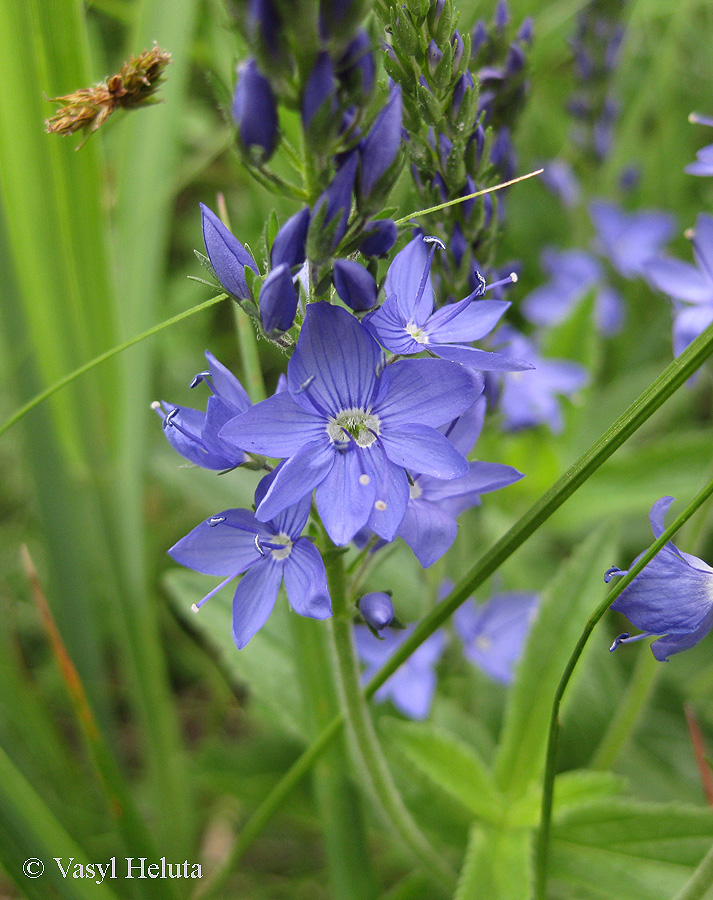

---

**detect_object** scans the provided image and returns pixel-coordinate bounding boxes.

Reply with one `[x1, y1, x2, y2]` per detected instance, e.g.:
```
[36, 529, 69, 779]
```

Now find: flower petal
[169, 509, 267, 576]
[426, 299, 509, 343]
[398, 501, 457, 567]
[673, 305, 713, 357]
[433, 343, 533, 372]
[255, 468, 311, 539]
[438, 396, 486, 456]
[232, 558, 282, 648]
[647, 257, 713, 303]
[380, 424, 469, 478]
[362, 296, 423, 355]
[221, 392, 326, 457]
[376, 358, 482, 427]
[288, 302, 384, 413]
[384, 236, 435, 325]
[284, 539, 332, 619]
[314, 447, 375, 545]
[651, 608, 713, 660]
[256, 439, 335, 521]
[366, 442, 409, 541]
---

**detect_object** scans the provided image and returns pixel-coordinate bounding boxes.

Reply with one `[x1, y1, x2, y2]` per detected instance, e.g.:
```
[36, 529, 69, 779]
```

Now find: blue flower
[302, 51, 337, 132]
[232, 59, 279, 161]
[647, 213, 713, 357]
[333, 259, 378, 311]
[540, 160, 580, 208]
[397, 398, 523, 567]
[363, 235, 532, 372]
[589, 200, 675, 279]
[606, 497, 713, 661]
[169, 470, 331, 649]
[358, 85, 403, 203]
[259, 263, 298, 336]
[521, 248, 623, 335]
[358, 219, 398, 258]
[354, 625, 446, 720]
[221, 302, 483, 546]
[493, 327, 588, 434]
[201, 204, 259, 301]
[153, 351, 251, 470]
[308, 152, 358, 261]
[454, 590, 539, 683]
[271, 208, 310, 271]
[685, 113, 713, 177]
[358, 592, 395, 633]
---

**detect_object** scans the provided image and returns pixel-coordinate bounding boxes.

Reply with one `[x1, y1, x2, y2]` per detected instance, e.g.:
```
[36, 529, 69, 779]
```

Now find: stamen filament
[192, 572, 240, 612]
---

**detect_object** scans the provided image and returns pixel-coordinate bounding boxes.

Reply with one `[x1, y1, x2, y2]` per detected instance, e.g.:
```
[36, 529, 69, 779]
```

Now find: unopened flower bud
[337, 30, 376, 101]
[271, 208, 310, 270]
[302, 51, 337, 132]
[358, 592, 394, 633]
[232, 59, 279, 161]
[426, 40, 443, 77]
[333, 259, 378, 311]
[494, 0, 509, 30]
[359, 219, 398, 257]
[200, 204, 258, 300]
[308, 152, 358, 261]
[358, 85, 403, 202]
[259, 264, 298, 335]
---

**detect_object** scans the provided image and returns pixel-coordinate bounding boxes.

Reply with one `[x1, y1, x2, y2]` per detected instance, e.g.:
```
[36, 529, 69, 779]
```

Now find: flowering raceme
[606, 497, 713, 661]
[222, 302, 483, 546]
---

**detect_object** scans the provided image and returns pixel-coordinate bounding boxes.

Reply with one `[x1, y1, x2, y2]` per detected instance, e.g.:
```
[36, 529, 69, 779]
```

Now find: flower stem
[323, 543, 456, 893]
[673, 840, 713, 900]
[533, 474, 713, 900]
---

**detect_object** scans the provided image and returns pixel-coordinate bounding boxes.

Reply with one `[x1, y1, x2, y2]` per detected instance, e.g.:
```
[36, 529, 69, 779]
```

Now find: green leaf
[508, 770, 628, 828]
[383, 718, 504, 823]
[494, 526, 618, 797]
[165, 570, 306, 739]
[549, 800, 713, 900]
[455, 823, 532, 900]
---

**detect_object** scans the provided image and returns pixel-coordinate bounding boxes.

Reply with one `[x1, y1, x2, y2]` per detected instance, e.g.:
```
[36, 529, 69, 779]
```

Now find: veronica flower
[398, 398, 523, 567]
[363, 235, 532, 372]
[354, 625, 446, 720]
[222, 302, 482, 546]
[169, 470, 331, 648]
[153, 351, 251, 470]
[358, 592, 395, 633]
[201, 204, 259, 301]
[647, 213, 713, 357]
[454, 591, 539, 683]
[521, 248, 623, 335]
[589, 200, 675, 279]
[606, 497, 713, 661]
[685, 113, 713, 176]
[493, 327, 588, 433]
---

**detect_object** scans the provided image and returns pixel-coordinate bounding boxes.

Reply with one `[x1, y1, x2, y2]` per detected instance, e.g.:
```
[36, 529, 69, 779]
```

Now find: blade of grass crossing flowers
[203, 321, 713, 885]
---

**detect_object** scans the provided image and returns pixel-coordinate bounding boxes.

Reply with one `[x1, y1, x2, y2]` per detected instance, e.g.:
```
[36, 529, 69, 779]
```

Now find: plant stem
[324, 544, 456, 893]
[673, 840, 713, 900]
[533, 475, 713, 900]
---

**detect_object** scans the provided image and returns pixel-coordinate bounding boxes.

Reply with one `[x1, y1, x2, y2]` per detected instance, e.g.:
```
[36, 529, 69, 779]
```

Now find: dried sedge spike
[45, 45, 172, 140]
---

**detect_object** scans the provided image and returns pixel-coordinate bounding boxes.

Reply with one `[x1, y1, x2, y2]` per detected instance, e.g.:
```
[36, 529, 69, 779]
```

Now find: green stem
[673, 839, 713, 900]
[590, 647, 659, 771]
[196, 319, 713, 891]
[0, 294, 227, 439]
[533, 475, 713, 900]
[232, 306, 266, 403]
[324, 545, 456, 894]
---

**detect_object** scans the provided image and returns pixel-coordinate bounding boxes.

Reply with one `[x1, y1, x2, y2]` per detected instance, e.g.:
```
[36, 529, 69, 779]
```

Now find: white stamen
[326, 408, 381, 447]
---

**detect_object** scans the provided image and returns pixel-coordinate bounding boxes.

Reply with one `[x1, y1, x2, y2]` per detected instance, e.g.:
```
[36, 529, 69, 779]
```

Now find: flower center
[408, 481, 422, 500]
[270, 532, 293, 560]
[326, 407, 380, 447]
[405, 321, 429, 344]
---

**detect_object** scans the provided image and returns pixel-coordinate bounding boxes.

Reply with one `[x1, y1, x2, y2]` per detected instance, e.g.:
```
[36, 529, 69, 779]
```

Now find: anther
[374, 499, 387, 511]
[423, 235, 446, 250]
[297, 375, 315, 393]
[189, 370, 211, 389]
[359, 474, 371, 485]
[164, 408, 179, 427]
[254, 533, 265, 556]
[604, 566, 622, 583]
[208, 516, 226, 527]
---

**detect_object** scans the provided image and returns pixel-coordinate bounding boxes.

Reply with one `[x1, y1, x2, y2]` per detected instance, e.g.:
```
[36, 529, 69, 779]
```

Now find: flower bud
[232, 60, 279, 162]
[358, 592, 394, 633]
[517, 17, 533, 45]
[308, 152, 358, 262]
[302, 52, 337, 132]
[358, 219, 398, 257]
[271, 207, 310, 270]
[450, 30, 464, 70]
[358, 85, 403, 202]
[333, 259, 378, 311]
[336, 30, 376, 101]
[494, 0, 509, 30]
[426, 40, 443, 77]
[200, 204, 258, 300]
[259, 264, 298, 335]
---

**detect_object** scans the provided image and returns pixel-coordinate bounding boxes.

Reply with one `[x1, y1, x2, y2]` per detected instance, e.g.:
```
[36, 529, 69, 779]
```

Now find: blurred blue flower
[398, 398, 523, 567]
[589, 200, 675, 279]
[540, 160, 580, 208]
[358, 592, 395, 633]
[336, 31, 376, 101]
[454, 591, 538, 683]
[686, 113, 713, 176]
[232, 59, 279, 161]
[363, 235, 531, 372]
[354, 625, 446, 720]
[221, 302, 482, 546]
[521, 248, 623, 335]
[493, 327, 588, 433]
[647, 212, 713, 357]
[200, 204, 259, 301]
[169, 471, 331, 648]
[606, 497, 713, 661]
[153, 351, 251, 470]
